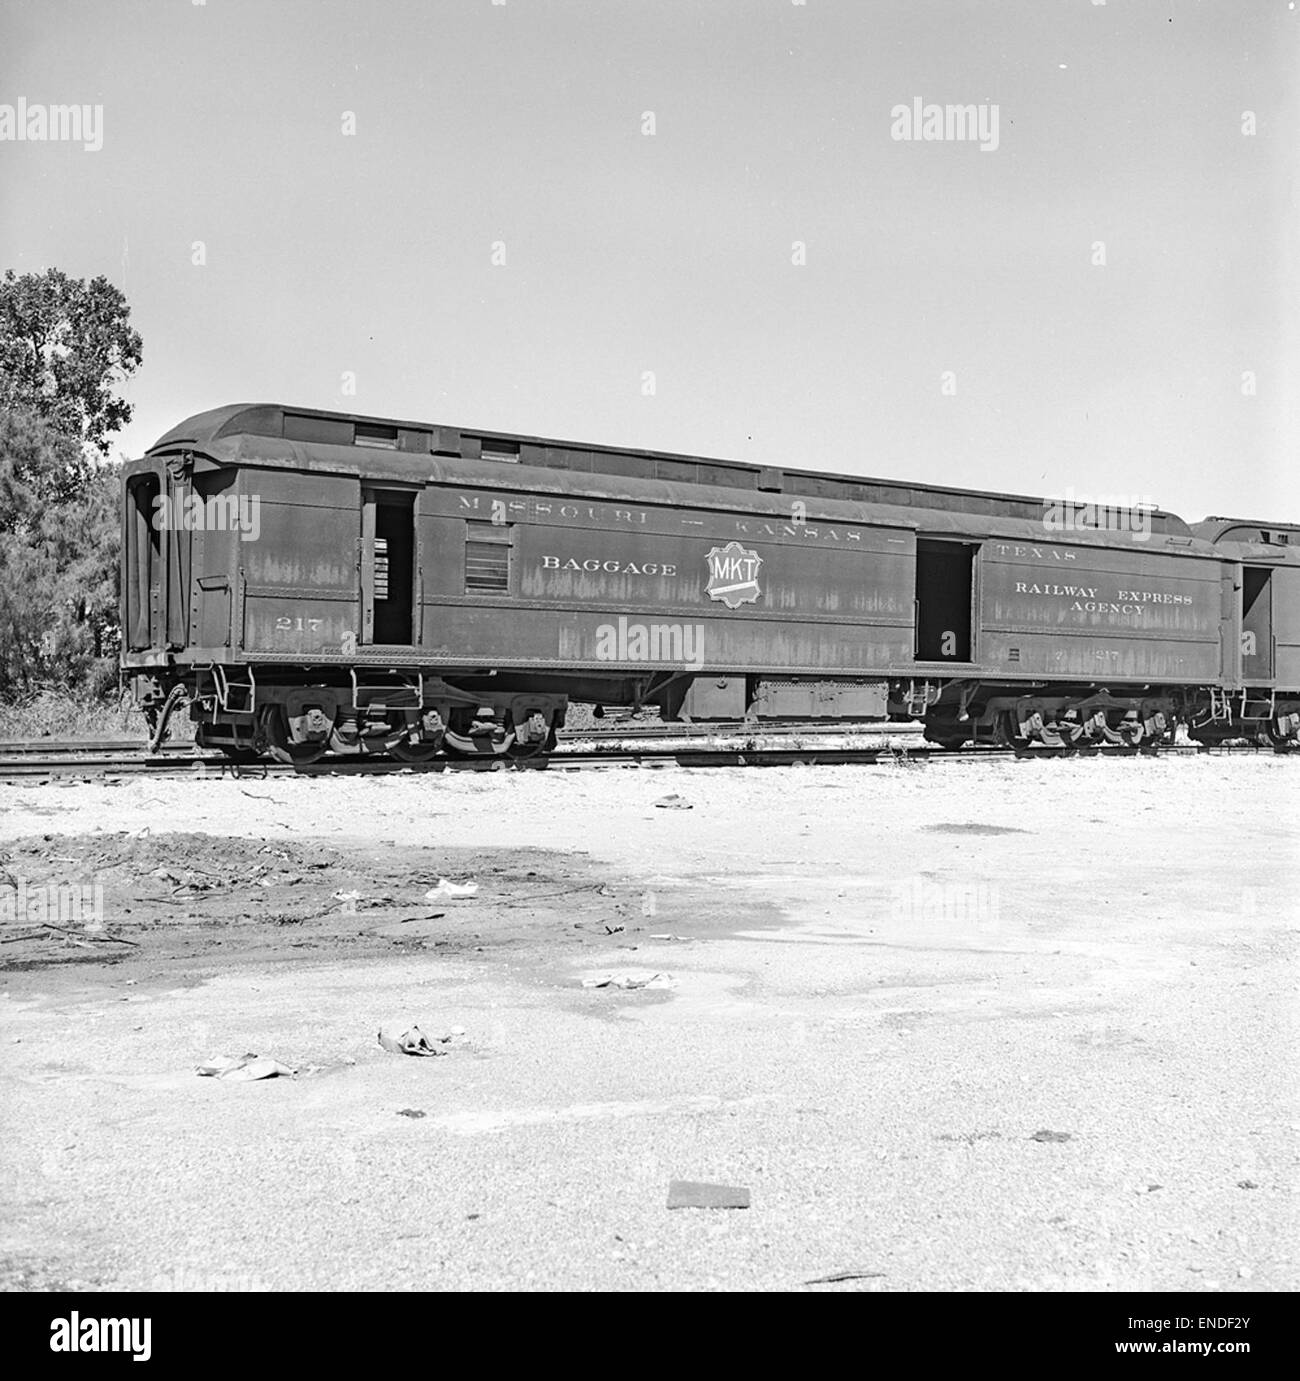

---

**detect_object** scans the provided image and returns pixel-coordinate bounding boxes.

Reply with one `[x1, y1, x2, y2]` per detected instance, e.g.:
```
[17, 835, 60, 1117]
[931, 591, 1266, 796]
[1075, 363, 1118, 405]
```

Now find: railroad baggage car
[121, 403, 1300, 761]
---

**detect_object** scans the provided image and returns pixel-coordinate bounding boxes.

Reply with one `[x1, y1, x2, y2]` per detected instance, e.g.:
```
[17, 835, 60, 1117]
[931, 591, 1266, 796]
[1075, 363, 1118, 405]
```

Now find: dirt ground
[1, 755, 1296, 1291]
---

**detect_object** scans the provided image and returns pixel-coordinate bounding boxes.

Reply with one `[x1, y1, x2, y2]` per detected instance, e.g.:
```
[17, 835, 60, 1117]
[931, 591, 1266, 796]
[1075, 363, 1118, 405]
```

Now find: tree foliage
[0, 268, 142, 455]
[0, 268, 137, 701]
[0, 402, 92, 528]
[0, 441, 119, 698]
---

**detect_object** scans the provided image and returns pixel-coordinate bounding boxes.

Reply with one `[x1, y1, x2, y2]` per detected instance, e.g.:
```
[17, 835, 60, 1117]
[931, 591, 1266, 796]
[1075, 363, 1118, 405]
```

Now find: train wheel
[390, 737, 444, 764]
[507, 726, 558, 759]
[1110, 713, 1144, 746]
[1267, 715, 1300, 749]
[995, 710, 1030, 749]
[1096, 711, 1130, 745]
[271, 740, 328, 767]
[1079, 710, 1110, 746]
[443, 725, 515, 756]
[264, 707, 328, 767]
[1054, 712, 1088, 748]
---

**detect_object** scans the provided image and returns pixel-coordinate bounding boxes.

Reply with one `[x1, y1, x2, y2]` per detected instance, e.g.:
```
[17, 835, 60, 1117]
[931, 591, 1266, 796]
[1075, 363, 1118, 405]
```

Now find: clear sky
[1, 0, 1295, 522]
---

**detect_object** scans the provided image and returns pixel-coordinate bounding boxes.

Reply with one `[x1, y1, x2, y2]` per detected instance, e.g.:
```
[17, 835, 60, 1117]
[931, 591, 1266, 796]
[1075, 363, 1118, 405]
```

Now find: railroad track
[559, 720, 926, 741]
[0, 723, 918, 777]
[0, 742, 915, 778]
[0, 730, 1288, 780]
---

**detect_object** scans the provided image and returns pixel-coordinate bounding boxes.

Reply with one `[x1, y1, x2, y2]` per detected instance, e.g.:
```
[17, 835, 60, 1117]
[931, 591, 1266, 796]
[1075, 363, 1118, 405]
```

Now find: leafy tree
[0, 455, 119, 698]
[0, 404, 92, 529]
[0, 268, 142, 455]
[0, 268, 137, 701]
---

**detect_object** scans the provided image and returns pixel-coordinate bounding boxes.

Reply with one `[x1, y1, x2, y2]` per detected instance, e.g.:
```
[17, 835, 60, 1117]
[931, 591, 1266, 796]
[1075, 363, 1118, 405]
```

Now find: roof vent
[478, 438, 521, 463]
[355, 422, 398, 450]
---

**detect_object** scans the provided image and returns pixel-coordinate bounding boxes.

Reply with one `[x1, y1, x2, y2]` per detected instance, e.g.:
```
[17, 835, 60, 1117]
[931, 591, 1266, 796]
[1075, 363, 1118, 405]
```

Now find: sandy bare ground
[1, 756, 1296, 1291]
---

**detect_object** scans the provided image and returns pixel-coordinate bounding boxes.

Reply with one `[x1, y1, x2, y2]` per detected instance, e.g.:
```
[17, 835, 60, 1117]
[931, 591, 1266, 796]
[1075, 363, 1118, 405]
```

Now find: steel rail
[0, 737, 1288, 781]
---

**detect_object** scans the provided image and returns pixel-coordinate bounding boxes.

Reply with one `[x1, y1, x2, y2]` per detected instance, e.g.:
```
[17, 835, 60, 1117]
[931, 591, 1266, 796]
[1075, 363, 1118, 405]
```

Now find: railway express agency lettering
[541, 556, 677, 576]
[1014, 581, 1194, 616]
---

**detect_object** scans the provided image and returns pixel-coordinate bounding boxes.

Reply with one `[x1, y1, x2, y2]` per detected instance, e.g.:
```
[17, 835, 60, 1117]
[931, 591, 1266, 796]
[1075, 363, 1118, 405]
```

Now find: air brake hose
[148, 683, 188, 753]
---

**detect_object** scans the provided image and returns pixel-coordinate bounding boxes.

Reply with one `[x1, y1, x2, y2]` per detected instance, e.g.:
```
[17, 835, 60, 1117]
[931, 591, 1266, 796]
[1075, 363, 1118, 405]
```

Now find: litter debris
[196, 1056, 248, 1077]
[580, 972, 675, 991]
[1029, 1129, 1073, 1143]
[649, 933, 693, 942]
[370, 913, 447, 943]
[653, 794, 693, 810]
[425, 878, 479, 899]
[935, 1130, 1002, 1146]
[666, 1181, 750, 1210]
[396, 1108, 426, 1119]
[377, 1022, 450, 1056]
[229, 1062, 292, 1085]
[806, 1268, 887, 1284]
[331, 889, 394, 911]
[196, 1054, 296, 1081]
[1237, 1180, 1259, 1190]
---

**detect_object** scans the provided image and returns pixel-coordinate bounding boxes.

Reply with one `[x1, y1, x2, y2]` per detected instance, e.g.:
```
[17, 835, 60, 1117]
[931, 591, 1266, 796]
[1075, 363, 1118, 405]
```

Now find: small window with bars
[465, 521, 511, 594]
[373, 537, 390, 600]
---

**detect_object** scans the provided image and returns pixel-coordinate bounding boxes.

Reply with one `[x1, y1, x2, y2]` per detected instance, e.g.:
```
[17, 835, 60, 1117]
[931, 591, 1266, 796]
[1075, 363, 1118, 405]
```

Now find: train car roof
[1191, 517, 1299, 548]
[131, 410, 1228, 556]
[146, 402, 1196, 537]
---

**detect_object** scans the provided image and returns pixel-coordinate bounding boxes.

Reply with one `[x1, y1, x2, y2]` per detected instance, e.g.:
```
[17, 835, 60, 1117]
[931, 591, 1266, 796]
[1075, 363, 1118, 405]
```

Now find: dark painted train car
[1193, 518, 1300, 687]
[120, 403, 1300, 760]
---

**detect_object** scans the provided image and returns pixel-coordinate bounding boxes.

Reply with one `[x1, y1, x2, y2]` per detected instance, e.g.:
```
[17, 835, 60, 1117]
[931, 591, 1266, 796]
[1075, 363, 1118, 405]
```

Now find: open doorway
[362, 490, 416, 645]
[915, 539, 975, 661]
[125, 474, 162, 650]
[1241, 566, 1273, 678]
